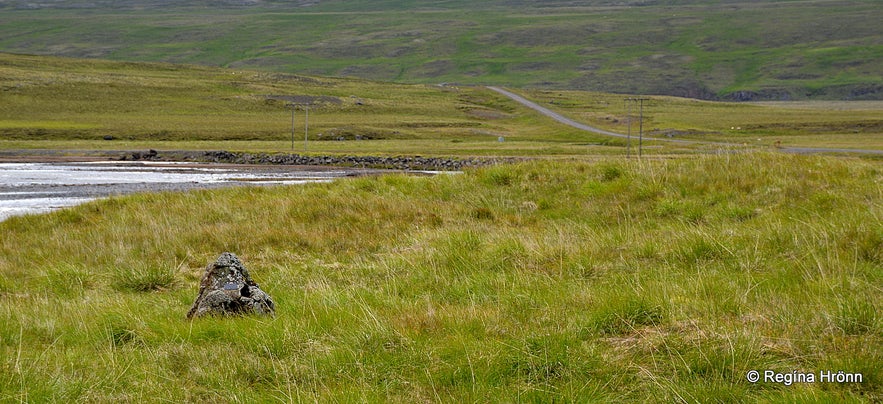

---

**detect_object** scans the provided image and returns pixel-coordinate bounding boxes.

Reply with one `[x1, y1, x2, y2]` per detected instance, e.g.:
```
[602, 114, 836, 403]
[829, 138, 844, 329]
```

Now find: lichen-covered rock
[187, 252, 275, 318]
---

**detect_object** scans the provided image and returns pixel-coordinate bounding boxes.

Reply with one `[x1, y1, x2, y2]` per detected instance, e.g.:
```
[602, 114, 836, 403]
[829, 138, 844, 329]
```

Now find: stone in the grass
[187, 252, 275, 318]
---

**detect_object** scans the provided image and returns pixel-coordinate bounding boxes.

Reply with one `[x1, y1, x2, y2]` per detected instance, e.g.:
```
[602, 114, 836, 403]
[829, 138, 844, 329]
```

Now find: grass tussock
[0, 152, 881, 401]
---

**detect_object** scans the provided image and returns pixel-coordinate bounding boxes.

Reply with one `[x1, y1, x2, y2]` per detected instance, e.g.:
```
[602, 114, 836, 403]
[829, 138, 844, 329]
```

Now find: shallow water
[0, 161, 357, 220]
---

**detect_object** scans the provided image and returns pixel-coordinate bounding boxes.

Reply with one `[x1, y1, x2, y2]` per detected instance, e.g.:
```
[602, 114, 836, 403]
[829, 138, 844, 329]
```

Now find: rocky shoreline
[121, 150, 523, 171]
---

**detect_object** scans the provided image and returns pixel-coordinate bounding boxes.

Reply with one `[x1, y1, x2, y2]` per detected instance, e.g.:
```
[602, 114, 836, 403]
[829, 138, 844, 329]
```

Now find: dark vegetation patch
[264, 94, 342, 105]
[649, 129, 722, 139]
[396, 121, 482, 129]
[252, 73, 329, 86]
[338, 64, 402, 80]
[744, 120, 883, 135]
[414, 59, 456, 77]
[476, 24, 602, 47]
[317, 126, 398, 141]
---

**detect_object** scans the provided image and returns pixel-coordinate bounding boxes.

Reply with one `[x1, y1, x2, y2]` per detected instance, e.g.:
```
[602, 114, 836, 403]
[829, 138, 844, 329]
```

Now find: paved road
[487, 86, 634, 140]
[487, 86, 700, 146]
[487, 86, 883, 156]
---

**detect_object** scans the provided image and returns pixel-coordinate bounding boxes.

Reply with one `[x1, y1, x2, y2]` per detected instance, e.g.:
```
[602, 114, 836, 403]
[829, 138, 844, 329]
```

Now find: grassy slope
[0, 153, 880, 401]
[0, 52, 622, 156]
[2, 53, 881, 154]
[0, 1, 880, 100]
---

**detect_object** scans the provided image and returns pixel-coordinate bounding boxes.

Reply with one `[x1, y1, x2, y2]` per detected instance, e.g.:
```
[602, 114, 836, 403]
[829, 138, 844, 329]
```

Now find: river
[0, 161, 370, 221]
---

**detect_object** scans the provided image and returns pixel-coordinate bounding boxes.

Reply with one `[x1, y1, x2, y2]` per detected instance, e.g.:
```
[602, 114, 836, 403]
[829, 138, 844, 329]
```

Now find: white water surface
[0, 162, 347, 220]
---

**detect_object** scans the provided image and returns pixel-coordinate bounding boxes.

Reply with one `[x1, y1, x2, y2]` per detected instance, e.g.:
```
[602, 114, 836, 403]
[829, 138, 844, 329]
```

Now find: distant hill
[0, 0, 880, 100]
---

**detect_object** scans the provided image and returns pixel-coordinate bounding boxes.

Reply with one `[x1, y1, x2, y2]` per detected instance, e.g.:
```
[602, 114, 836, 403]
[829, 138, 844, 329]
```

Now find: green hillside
[0, 0, 880, 100]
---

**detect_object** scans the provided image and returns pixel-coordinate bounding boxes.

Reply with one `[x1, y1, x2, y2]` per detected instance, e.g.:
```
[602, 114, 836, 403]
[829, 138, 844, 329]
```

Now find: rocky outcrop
[723, 90, 792, 102]
[197, 151, 497, 170]
[120, 150, 522, 171]
[187, 252, 275, 318]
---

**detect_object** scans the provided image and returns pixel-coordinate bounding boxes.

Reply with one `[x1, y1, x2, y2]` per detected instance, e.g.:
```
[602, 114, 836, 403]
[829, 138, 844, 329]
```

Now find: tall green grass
[0, 153, 880, 401]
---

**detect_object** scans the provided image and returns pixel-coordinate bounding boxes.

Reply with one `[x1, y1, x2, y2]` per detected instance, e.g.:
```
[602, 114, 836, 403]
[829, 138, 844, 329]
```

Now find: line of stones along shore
[123, 150, 524, 171]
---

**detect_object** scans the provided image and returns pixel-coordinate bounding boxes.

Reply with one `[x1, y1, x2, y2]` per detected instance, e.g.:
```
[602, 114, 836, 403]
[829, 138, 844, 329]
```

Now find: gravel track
[487, 86, 883, 156]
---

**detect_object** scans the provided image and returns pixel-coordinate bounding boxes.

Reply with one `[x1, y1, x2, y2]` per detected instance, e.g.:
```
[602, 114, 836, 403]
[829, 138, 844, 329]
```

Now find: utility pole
[291, 104, 302, 151]
[304, 105, 309, 152]
[625, 97, 650, 158]
[624, 99, 632, 158]
[638, 98, 645, 158]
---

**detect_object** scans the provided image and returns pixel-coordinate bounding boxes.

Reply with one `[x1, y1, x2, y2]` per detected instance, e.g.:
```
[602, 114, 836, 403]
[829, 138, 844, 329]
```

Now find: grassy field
[1, 153, 881, 401]
[2, 53, 881, 156]
[0, 53, 617, 156]
[516, 89, 883, 150]
[0, 0, 880, 100]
